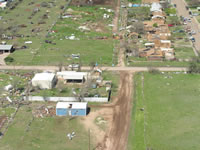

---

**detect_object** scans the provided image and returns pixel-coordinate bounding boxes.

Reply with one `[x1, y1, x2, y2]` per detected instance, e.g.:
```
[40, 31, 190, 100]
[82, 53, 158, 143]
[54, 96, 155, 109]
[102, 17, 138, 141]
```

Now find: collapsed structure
[140, 2, 175, 60]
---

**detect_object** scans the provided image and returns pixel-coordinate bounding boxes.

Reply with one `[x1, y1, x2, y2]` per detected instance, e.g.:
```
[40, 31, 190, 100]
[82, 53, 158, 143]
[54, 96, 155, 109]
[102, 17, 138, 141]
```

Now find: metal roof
[32, 73, 55, 81]
[0, 45, 13, 50]
[150, 3, 162, 12]
[57, 71, 88, 80]
[56, 102, 88, 109]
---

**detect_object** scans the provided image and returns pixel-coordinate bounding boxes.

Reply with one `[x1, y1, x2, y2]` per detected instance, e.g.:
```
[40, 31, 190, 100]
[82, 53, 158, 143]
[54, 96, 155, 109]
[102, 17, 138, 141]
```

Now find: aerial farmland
[0, 0, 200, 149]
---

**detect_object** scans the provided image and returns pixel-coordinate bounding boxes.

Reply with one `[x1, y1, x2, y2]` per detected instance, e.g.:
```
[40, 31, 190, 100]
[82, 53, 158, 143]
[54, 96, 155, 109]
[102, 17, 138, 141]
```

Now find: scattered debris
[67, 132, 76, 140]
[65, 34, 80, 40]
[32, 105, 55, 118]
[25, 41, 32, 44]
[4, 84, 13, 91]
[78, 26, 90, 31]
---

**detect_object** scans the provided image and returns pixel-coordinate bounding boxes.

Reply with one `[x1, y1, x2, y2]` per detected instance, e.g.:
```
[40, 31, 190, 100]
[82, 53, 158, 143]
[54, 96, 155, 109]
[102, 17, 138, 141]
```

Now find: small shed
[32, 73, 57, 89]
[0, 45, 14, 54]
[57, 71, 88, 83]
[56, 102, 88, 116]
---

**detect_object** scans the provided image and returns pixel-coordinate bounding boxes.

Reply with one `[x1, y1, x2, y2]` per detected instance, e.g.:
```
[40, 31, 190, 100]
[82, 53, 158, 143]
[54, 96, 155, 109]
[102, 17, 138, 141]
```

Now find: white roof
[150, 3, 162, 12]
[161, 40, 171, 43]
[152, 15, 165, 19]
[57, 71, 88, 80]
[32, 73, 55, 81]
[56, 102, 87, 109]
[145, 43, 155, 46]
[0, 45, 12, 50]
[161, 48, 173, 51]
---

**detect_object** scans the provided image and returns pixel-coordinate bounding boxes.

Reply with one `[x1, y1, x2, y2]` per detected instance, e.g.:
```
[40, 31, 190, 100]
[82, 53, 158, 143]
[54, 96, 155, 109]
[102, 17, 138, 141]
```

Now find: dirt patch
[101, 72, 133, 150]
[80, 108, 113, 148]
[88, 72, 133, 150]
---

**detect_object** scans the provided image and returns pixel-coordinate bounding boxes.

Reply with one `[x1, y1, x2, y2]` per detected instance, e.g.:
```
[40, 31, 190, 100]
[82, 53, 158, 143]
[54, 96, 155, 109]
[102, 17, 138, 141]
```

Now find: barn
[56, 102, 88, 116]
[31, 72, 57, 89]
[0, 45, 14, 54]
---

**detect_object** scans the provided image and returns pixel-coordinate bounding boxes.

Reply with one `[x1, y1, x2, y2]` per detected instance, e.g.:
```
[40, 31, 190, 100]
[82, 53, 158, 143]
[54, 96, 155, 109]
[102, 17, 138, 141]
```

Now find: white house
[32, 73, 57, 89]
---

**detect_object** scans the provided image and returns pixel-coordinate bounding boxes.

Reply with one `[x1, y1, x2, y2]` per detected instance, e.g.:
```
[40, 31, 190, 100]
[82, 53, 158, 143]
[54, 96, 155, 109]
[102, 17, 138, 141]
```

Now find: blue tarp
[132, 4, 140, 7]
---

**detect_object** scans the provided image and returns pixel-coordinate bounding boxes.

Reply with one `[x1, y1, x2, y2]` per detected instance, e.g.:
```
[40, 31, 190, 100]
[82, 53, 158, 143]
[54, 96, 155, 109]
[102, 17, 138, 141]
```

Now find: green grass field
[0, 105, 92, 150]
[128, 72, 200, 150]
[1, 2, 117, 66]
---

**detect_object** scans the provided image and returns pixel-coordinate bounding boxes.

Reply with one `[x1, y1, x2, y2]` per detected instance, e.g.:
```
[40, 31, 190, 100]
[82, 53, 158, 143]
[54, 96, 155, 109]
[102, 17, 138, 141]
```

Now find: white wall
[24, 96, 108, 102]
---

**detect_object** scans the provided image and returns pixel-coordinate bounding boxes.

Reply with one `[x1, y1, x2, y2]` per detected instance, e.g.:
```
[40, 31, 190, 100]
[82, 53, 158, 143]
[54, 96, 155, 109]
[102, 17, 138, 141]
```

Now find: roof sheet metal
[150, 2, 162, 12]
[32, 73, 55, 81]
[56, 102, 88, 109]
[160, 40, 171, 43]
[0, 45, 12, 50]
[57, 71, 88, 80]
[152, 15, 165, 19]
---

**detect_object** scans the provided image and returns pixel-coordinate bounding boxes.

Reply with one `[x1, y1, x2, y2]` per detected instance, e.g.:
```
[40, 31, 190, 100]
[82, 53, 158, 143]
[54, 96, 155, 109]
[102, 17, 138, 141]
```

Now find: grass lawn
[128, 72, 200, 150]
[175, 47, 195, 59]
[127, 59, 190, 67]
[0, 105, 92, 150]
[5, 4, 117, 66]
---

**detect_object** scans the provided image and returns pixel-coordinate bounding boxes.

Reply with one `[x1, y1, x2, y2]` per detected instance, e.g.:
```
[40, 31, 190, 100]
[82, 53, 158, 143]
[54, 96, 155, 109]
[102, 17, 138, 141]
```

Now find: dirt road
[112, 0, 120, 33]
[0, 65, 188, 72]
[173, 0, 200, 55]
[96, 72, 133, 150]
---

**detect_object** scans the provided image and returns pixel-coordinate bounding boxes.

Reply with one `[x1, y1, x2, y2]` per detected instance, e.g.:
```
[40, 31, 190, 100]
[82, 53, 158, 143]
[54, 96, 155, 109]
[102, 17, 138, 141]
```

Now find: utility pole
[88, 129, 90, 150]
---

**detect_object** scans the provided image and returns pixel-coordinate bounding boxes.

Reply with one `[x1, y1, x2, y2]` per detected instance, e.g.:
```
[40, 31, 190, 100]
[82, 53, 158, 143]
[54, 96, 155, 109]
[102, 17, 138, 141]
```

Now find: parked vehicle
[189, 36, 195, 42]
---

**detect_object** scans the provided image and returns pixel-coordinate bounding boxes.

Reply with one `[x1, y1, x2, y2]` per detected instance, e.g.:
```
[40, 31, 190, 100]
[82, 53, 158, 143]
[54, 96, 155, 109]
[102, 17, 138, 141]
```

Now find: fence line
[24, 96, 109, 102]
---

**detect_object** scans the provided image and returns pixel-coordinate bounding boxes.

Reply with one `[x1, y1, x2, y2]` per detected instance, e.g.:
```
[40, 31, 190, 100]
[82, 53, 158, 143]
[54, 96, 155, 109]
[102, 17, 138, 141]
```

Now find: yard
[128, 72, 200, 150]
[0, 0, 118, 66]
[31, 71, 120, 101]
[0, 104, 93, 150]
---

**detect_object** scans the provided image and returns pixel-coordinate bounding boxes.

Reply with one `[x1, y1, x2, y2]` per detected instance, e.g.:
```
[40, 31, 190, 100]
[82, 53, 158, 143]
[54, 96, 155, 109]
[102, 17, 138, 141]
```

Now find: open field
[128, 72, 200, 150]
[0, 0, 118, 66]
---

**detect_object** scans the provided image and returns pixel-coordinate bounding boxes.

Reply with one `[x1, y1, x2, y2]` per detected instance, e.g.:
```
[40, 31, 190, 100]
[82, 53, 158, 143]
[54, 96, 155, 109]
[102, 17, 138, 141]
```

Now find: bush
[4, 56, 14, 63]
[188, 62, 200, 74]
[148, 67, 160, 74]
[153, 23, 158, 28]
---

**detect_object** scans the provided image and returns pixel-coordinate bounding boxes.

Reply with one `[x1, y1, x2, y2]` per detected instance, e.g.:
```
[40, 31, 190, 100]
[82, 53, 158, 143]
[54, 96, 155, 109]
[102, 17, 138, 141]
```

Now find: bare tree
[58, 61, 63, 72]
